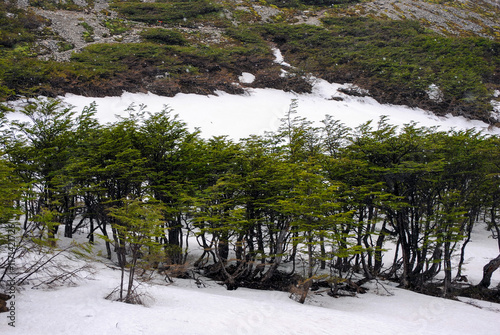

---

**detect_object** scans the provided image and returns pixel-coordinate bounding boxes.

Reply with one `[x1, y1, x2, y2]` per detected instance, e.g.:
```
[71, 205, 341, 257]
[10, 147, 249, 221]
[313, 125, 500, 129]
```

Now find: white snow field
[1, 223, 499, 335]
[44, 77, 499, 141]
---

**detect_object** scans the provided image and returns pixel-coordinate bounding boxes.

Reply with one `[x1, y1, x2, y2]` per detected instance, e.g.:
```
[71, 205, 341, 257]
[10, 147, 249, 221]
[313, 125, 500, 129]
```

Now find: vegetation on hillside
[109, 0, 224, 26]
[0, 1, 499, 122]
[256, 18, 500, 122]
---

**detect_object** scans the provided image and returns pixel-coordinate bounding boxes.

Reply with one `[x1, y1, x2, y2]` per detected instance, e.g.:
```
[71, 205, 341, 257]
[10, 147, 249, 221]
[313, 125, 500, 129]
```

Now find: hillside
[0, 0, 499, 123]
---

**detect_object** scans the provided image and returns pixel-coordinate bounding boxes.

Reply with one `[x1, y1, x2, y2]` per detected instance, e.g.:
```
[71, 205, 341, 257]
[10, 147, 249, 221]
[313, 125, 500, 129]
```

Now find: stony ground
[20, 0, 500, 62]
[31, 0, 144, 61]
[356, 0, 500, 38]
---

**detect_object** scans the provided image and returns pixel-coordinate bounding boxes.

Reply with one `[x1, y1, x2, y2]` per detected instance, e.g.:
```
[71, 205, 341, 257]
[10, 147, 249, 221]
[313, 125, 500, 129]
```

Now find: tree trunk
[456, 218, 473, 280]
[490, 206, 500, 252]
[374, 221, 388, 274]
[126, 250, 138, 303]
[89, 217, 95, 244]
[100, 220, 112, 260]
[298, 278, 312, 304]
[478, 254, 500, 288]
[261, 222, 290, 283]
[443, 241, 452, 297]
[168, 217, 183, 264]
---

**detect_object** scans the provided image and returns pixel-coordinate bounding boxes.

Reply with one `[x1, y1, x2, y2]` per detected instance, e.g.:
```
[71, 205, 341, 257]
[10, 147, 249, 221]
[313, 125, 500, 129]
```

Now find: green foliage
[0, 4, 45, 48]
[0, 157, 22, 247]
[108, 197, 165, 303]
[103, 18, 131, 36]
[267, 0, 360, 8]
[2, 99, 500, 291]
[32, 208, 60, 246]
[0, 4, 56, 99]
[1, 58, 53, 98]
[110, 0, 222, 25]
[4, 98, 80, 243]
[70, 42, 167, 71]
[0, 0, 499, 289]
[108, 198, 164, 247]
[225, 26, 267, 46]
[140, 28, 187, 45]
[78, 21, 95, 43]
[7, 98, 77, 181]
[0, 0, 497, 123]
[0, 33, 275, 99]
[57, 41, 74, 52]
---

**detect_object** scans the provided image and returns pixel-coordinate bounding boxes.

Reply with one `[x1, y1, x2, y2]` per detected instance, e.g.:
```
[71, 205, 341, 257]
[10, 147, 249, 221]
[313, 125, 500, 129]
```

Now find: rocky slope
[356, 0, 500, 38]
[22, 0, 500, 61]
[2, 0, 499, 123]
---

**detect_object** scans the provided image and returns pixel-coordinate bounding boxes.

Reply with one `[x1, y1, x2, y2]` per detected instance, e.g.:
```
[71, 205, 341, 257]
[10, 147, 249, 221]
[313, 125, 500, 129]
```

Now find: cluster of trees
[1, 99, 499, 301]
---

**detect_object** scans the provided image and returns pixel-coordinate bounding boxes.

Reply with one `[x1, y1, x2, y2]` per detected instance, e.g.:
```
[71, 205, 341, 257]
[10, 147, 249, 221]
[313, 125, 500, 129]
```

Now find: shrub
[103, 18, 131, 36]
[140, 28, 187, 45]
[266, 0, 360, 8]
[110, 0, 222, 25]
[0, 4, 46, 47]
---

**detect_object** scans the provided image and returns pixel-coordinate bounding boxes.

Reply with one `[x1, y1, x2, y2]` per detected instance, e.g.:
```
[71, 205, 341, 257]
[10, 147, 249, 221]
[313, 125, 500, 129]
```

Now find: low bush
[266, 0, 360, 8]
[103, 18, 131, 36]
[110, 0, 222, 25]
[140, 28, 187, 45]
[0, 3, 47, 47]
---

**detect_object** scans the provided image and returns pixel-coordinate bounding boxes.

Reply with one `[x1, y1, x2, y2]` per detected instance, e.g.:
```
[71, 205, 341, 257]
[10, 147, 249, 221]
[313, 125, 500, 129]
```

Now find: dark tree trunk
[261, 221, 290, 283]
[319, 235, 326, 270]
[100, 219, 112, 259]
[443, 241, 452, 297]
[168, 216, 183, 264]
[478, 254, 500, 289]
[456, 217, 474, 279]
[490, 206, 500, 252]
[218, 233, 229, 263]
[89, 217, 95, 244]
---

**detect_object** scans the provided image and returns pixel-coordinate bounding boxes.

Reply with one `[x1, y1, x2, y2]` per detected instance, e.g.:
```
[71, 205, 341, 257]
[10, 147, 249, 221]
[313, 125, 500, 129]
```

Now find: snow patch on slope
[238, 72, 255, 84]
[53, 82, 500, 141]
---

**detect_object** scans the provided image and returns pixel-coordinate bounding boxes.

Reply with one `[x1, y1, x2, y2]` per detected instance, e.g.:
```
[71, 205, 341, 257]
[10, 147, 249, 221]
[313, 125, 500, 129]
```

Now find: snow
[459, 226, 500, 285]
[2, 233, 499, 335]
[273, 48, 291, 67]
[238, 72, 256, 84]
[1, 220, 499, 334]
[24, 80, 497, 142]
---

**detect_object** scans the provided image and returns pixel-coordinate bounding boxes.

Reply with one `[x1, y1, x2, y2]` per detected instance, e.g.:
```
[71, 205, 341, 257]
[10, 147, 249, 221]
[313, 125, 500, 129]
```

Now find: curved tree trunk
[478, 254, 500, 288]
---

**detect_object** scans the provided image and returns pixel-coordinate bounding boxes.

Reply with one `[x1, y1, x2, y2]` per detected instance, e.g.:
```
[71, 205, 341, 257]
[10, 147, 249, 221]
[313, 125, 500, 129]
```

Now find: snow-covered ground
[53, 81, 500, 141]
[6, 268, 499, 335]
[1, 223, 499, 335]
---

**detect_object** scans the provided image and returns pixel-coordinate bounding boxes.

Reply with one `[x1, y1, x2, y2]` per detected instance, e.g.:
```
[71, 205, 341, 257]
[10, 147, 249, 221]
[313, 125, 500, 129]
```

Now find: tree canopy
[1, 98, 500, 301]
